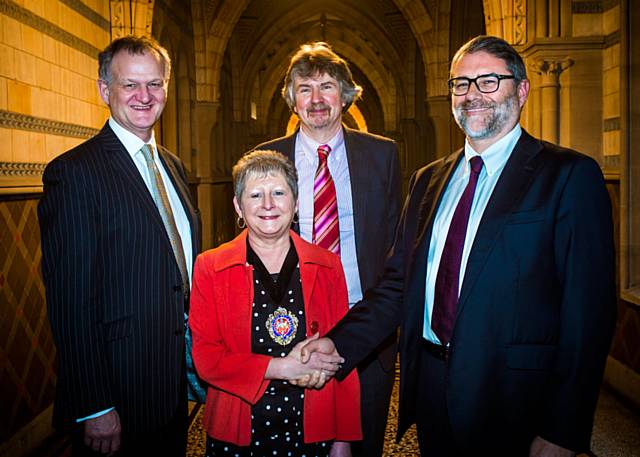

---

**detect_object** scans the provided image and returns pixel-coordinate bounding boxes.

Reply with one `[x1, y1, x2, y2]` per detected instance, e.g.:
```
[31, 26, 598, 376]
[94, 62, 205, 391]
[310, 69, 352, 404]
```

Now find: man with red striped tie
[254, 41, 402, 457]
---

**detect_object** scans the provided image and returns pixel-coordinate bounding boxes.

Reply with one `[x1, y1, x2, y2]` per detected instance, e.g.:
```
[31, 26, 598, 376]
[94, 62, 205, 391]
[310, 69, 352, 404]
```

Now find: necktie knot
[469, 156, 483, 175]
[317, 144, 331, 162]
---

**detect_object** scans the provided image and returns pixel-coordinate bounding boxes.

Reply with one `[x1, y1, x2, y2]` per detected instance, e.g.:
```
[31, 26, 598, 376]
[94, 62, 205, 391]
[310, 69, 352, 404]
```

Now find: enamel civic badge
[266, 307, 299, 346]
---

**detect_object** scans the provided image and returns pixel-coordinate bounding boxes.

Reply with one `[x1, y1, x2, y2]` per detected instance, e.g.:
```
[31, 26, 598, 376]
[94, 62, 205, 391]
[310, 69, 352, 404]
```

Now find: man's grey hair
[282, 42, 362, 113]
[451, 35, 527, 81]
[98, 35, 171, 84]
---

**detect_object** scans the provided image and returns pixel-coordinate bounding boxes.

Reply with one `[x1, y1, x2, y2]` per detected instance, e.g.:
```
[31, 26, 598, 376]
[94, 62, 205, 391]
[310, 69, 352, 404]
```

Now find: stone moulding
[0, 162, 47, 195]
[0, 162, 46, 176]
[0, 110, 98, 139]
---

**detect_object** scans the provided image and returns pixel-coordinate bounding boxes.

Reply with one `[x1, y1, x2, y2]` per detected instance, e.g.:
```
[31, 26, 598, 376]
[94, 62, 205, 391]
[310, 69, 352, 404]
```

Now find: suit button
[175, 329, 183, 336]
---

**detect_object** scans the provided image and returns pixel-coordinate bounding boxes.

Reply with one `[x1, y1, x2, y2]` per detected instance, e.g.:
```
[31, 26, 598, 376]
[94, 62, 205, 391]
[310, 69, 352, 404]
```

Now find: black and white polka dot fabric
[205, 264, 330, 457]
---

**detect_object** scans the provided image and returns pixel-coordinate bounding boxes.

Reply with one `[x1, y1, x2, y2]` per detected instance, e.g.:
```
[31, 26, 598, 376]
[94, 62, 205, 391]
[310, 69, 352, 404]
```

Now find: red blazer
[189, 230, 362, 446]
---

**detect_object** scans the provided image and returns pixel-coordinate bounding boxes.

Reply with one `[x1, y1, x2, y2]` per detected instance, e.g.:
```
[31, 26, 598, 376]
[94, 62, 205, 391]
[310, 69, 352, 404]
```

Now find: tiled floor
[186, 379, 640, 457]
[590, 388, 640, 457]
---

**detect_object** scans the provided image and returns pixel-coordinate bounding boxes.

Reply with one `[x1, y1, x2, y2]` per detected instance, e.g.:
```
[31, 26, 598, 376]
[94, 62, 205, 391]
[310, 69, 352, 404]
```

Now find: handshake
[266, 334, 341, 389]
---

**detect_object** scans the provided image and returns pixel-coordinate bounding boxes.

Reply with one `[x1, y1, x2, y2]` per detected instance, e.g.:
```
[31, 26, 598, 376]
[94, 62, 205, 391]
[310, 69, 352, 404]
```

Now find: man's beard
[453, 92, 519, 140]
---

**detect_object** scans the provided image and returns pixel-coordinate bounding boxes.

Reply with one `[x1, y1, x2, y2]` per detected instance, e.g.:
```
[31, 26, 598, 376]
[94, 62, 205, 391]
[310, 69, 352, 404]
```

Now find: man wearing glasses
[301, 35, 616, 456]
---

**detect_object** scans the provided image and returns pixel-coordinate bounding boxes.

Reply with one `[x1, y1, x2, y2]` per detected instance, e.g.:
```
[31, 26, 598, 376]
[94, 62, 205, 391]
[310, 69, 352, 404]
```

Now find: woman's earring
[292, 213, 299, 224]
[237, 216, 246, 228]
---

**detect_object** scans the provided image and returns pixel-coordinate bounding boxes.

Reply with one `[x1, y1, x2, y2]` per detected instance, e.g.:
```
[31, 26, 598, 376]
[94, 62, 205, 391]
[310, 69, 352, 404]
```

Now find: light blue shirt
[295, 129, 363, 306]
[423, 125, 522, 344]
[77, 119, 193, 423]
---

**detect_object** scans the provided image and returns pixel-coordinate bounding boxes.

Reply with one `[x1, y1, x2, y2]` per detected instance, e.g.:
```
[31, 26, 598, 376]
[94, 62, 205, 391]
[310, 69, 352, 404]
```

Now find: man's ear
[517, 79, 530, 108]
[97, 79, 110, 105]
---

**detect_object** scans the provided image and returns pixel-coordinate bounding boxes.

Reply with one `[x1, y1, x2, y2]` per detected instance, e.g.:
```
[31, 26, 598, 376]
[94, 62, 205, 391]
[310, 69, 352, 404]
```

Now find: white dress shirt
[423, 125, 522, 344]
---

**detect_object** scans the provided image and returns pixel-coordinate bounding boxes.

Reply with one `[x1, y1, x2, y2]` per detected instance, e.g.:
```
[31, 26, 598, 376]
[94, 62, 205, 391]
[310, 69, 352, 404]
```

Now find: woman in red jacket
[190, 150, 361, 457]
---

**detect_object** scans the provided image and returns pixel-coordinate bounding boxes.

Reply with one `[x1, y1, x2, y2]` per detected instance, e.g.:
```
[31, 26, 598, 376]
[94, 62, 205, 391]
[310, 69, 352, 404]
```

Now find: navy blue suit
[329, 130, 616, 454]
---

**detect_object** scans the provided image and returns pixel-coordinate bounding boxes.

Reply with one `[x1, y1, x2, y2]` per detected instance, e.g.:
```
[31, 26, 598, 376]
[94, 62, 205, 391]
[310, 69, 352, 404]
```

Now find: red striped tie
[313, 144, 340, 255]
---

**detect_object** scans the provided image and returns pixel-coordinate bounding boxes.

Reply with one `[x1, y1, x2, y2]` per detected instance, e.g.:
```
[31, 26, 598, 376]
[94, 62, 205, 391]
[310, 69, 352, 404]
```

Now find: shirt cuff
[76, 407, 115, 423]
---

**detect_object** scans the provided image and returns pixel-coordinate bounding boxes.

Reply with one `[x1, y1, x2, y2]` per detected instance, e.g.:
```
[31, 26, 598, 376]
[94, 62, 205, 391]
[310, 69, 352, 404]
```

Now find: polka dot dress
[205, 242, 330, 457]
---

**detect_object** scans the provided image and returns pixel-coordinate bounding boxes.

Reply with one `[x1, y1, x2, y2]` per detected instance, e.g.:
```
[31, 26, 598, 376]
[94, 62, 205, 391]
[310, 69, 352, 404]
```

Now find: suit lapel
[413, 152, 462, 257]
[456, 131, 543, 314]
[100, 125, 164, 226]
[100, 125, 178, 257]
[405, 152, 462, 337]
[343, 128, 369, 257]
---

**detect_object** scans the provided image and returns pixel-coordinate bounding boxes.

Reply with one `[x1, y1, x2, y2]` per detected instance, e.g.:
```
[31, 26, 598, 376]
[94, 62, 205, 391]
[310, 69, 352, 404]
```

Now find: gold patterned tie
[140, 144, 190, 298]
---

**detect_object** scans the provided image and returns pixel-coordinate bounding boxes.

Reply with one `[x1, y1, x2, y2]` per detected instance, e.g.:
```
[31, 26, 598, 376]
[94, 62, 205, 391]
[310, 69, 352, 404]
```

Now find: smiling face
[98, 50, 168, 142]
[451, 51, 529, 152]
[234, 172, 297, 243]
[293, 72, 344, 140]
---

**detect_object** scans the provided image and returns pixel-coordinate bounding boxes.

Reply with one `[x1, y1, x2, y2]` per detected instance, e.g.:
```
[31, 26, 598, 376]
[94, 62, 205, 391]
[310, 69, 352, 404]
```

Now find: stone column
[531, 57, 573, 144]
[193, 101, 219, 250]
[426, 95, 454, 160]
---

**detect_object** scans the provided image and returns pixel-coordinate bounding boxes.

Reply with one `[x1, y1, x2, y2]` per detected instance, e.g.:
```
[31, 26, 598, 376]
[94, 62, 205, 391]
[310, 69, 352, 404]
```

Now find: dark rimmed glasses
[448, 73, 516, 96]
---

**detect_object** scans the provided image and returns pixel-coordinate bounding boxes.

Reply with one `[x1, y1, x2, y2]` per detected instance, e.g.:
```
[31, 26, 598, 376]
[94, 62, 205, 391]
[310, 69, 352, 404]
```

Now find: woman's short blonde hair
[232, 150, 299, 201]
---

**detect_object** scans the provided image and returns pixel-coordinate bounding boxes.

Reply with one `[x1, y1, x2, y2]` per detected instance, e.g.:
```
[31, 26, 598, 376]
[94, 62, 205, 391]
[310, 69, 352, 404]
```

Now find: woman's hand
[265, 333, 343, 386]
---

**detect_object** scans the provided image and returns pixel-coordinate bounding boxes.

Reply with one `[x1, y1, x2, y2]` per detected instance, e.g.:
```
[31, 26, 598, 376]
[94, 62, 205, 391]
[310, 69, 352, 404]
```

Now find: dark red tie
[313, 144, 340, 255]
[432, 156, 484, 344]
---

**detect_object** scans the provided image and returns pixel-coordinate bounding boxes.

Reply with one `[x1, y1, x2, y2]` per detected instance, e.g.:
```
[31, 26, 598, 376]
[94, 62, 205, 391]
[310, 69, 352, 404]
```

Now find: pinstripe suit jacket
[38, 123, 201, 433]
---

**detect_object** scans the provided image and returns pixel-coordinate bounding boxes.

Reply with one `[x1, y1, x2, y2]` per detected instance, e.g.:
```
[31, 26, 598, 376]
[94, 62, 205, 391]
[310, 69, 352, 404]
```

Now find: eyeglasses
[448, 73, 516, 96]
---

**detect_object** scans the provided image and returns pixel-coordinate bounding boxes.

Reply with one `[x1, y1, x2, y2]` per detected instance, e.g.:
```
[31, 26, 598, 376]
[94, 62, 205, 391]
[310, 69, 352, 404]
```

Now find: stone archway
[191, 0, 448, 104]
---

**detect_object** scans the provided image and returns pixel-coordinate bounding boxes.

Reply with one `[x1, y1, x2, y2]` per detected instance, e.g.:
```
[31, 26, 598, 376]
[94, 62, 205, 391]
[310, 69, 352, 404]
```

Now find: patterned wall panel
[0, 196, 56, 445]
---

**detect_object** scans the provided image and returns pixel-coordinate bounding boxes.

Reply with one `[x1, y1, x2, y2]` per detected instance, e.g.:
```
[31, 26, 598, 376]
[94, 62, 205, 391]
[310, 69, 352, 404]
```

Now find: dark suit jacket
[255, 127, 402, 370]
[329, 130, 616, 454]
[38, 123, 201, 433]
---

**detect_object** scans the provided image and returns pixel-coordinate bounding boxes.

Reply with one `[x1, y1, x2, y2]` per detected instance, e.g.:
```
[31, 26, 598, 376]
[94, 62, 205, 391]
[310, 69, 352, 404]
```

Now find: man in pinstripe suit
[38, 36, 200, 456]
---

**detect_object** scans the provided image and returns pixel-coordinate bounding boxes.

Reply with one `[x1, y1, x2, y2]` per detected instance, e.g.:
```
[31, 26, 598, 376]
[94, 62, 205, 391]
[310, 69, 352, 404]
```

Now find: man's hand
[300, 336, 339, 363]
[290, 336, 343, 389]
[265, 334, 343, 388]
[84, 409, 121, 455]
[529, 436, 576, 457]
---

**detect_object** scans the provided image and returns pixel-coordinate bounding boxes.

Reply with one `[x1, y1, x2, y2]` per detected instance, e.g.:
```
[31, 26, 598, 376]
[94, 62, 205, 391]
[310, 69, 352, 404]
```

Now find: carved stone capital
[530, 57, 574, 81]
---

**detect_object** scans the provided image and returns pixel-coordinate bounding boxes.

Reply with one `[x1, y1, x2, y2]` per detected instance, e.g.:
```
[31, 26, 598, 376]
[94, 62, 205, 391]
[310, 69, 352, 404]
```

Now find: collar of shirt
[108, 117, 158, 159]
[462, 124, 522, 178]
[297, 127, 346, 167]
